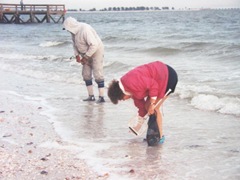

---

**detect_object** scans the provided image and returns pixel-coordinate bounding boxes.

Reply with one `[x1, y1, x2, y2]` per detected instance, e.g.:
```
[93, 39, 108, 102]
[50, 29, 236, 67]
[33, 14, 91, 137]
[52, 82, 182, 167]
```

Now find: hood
[63, 17, 80, 35]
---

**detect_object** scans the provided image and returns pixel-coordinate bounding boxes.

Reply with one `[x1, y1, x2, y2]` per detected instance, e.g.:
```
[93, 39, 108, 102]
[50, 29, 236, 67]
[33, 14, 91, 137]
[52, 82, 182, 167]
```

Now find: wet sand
[0, 93, 108, 179]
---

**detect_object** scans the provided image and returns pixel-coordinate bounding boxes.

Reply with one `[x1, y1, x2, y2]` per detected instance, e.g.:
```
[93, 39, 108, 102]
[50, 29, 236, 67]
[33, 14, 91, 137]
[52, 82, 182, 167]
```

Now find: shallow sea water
[1, 62, 240, 179]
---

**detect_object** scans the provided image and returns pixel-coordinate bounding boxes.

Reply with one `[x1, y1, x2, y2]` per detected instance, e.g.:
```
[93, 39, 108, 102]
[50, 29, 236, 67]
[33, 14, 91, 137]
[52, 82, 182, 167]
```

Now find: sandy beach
[0, 92, 108, 179]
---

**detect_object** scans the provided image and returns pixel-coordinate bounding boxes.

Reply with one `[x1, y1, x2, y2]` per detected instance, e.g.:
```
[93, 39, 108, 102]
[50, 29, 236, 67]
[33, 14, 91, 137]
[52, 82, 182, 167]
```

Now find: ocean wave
[140, 46, 182, 56]
[102, 36, 118, 41]
[0, 62, 81, 85]
[176, 83, 240, 116]
[181, 41, 216, 52]
[102, 35, 143, 43]
[104, 61, 131, 74]
[191, 94, 240, 116]
[39, 41, 65, 47]
[180, 41, 240, 57]
[0, 53, 70, 63]
[36, 55, 68, 62]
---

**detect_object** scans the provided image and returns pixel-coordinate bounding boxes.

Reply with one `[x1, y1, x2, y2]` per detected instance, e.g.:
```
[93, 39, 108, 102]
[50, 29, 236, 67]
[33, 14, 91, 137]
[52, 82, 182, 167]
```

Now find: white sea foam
[191, 94, 224, 111]
[191, 94, 240, 116]
[176, 83, 240, 116]
[0, 53, 35, 60]
[0, 53, 62, 62]
[39, 41, 64, 47]
[0, 59, 81, 85]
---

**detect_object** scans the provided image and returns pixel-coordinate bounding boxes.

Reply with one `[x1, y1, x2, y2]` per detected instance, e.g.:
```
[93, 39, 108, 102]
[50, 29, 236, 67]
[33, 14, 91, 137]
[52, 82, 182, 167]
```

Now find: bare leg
[155, 109, 163, 138]
[98, 87, 104, 97]
[86, 85, 94, 96]
[154, 96, 169, 139]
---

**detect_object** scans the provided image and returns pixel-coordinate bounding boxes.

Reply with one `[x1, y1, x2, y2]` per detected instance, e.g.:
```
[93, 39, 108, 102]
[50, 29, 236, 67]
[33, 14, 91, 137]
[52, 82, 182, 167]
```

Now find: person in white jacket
[63, 17, 105, 103]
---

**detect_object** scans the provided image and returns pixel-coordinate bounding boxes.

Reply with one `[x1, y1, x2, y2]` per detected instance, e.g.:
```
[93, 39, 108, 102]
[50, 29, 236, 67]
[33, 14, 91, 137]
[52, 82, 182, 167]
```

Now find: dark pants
[165, 65, 178, 94]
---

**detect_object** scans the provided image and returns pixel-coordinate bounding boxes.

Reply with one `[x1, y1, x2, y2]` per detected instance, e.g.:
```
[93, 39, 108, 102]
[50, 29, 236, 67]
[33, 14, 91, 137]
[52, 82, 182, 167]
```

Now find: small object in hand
[81, 54, 92, 65]
[76, 55, 81, 63]
[128, 116, 147, 136]
[80, 57, 88, 65]
[83, 54, 90, 60]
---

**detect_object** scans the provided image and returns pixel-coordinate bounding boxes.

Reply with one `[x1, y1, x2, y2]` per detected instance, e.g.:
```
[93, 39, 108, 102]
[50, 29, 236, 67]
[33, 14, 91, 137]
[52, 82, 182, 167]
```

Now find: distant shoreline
[66, 8, 240, 13]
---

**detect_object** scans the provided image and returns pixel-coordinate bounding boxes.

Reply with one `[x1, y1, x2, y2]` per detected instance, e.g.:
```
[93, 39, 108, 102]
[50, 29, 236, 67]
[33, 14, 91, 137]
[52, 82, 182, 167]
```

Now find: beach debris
[0, 110, 5, 113]
[56, 139, 63, 144]
[26, 142, 33, 145]
[129, 169, 135, 173]
[38, 107, 42, 109]
[28, 150, 32, 153]
[65, 176, 81, 180]
[40, 157, 48, 161]
[3, 133, 12, 138]
[40, 153, 51, 161]
[19, 120, 30, 124]
[229, 149, 239, 153]
[188, 145, 203, 148]
[98, 173, 109, 178]
[125, 154, 132, 158]
[40, 170, 48, 175]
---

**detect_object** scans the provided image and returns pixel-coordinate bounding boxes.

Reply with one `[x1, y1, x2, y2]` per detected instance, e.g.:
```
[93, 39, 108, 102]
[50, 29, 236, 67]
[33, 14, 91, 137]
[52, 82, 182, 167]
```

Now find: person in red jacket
[108, 61, 178, 145]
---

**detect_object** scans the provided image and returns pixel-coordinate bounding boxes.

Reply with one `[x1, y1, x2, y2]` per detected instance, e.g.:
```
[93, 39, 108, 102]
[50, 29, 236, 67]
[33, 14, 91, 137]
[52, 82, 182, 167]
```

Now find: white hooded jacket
[63, 17, 103, 57]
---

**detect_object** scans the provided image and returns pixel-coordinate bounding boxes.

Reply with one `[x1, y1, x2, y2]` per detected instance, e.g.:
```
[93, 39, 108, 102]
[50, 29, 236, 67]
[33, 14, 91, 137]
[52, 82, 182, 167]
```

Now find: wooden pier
[0, 3, 66, 24]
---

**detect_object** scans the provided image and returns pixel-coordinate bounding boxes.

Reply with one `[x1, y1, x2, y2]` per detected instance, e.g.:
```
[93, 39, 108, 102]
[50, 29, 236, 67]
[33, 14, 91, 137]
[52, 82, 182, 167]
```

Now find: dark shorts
[165, 65, 178, 94]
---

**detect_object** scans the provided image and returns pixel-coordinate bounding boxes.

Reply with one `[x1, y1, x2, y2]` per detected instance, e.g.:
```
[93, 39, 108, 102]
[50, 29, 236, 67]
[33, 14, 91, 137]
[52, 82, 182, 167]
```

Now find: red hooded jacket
[120, 61, 168, 117]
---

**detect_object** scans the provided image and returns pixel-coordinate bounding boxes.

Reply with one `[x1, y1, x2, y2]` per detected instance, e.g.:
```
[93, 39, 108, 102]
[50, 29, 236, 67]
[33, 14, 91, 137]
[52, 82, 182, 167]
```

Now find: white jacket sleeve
[71, 34, 79, 56]
[83, 30, 99, 57]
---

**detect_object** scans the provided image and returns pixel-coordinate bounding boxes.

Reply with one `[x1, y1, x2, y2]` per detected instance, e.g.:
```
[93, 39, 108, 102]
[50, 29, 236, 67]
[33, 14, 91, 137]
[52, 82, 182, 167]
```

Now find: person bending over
[108, 61, 178, 145]
[63, 17, 105, 103]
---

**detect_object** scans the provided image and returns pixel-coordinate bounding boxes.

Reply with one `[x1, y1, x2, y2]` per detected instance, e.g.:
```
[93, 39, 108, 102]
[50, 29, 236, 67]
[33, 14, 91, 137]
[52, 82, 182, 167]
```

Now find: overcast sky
[2, 0, 240, 10]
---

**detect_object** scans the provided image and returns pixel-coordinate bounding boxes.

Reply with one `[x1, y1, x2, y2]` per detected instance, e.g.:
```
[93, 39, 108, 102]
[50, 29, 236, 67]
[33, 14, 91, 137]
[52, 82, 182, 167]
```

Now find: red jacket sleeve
[133, 98, 147, 117]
